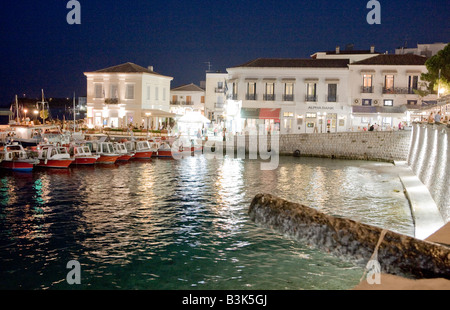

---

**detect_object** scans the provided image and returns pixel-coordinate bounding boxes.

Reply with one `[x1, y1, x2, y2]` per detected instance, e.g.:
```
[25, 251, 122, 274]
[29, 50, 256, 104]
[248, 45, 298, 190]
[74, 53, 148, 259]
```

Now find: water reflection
[0, 156, 414, 289]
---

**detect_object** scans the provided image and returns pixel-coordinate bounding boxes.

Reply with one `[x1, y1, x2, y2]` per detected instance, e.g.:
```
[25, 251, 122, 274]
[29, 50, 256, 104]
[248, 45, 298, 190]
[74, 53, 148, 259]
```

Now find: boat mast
[15, 95, 19, 123]
[73, 92, 76, 134]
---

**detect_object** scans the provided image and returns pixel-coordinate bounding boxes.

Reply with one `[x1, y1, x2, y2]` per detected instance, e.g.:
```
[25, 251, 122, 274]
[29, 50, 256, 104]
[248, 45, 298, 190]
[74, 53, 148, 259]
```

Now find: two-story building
[226, 57, 353, 134]
[84, 62, 174, 129]
[348, 54, 435, 130]
[170, 83, 205, 116]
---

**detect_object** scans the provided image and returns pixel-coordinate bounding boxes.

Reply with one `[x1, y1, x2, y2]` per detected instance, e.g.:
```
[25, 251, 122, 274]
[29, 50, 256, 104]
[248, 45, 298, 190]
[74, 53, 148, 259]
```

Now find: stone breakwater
[248, 194, 450, 279]
[233, 130, 412, 162]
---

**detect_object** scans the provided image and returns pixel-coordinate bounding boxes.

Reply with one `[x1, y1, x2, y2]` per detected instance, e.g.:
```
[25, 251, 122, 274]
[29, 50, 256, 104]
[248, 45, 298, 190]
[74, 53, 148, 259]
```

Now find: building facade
[226, 58, 353, 134]
[224, 46, 437, 134]
[348, 54, 436, 130]
[204, 72, 228, 124]
[84, 62, 174, 129]
[170, 83, 205, 116]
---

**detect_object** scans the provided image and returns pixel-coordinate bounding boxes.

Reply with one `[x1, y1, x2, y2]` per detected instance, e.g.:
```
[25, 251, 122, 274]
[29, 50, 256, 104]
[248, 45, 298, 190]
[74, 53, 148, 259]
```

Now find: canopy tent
[141, 109, 179, 118]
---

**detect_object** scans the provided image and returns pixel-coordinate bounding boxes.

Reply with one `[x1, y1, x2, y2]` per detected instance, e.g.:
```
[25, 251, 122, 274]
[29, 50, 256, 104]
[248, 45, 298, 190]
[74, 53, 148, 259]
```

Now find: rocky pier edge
[248, 193, 450, 280]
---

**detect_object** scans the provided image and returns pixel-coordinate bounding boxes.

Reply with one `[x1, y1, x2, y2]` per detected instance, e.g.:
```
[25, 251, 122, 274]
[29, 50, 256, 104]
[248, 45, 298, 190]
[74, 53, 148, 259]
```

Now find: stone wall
[235, 130, 412, 162]
[408, 124, 450, 222]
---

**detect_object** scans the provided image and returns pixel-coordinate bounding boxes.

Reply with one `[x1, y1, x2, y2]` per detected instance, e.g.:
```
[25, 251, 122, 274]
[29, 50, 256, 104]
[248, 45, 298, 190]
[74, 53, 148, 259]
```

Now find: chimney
[336, 46, 340, 54]
[148, 66, 154, 71]
[370, 45, 375, 53]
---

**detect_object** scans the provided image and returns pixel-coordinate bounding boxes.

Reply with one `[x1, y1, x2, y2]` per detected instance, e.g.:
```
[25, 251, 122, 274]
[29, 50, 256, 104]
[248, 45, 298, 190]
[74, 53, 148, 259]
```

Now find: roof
[87, 62, 171, 78]
[320, 50, 380, 55]
[351, 54, 427, 66]
[231, 58, 350, 68]
[171, 83, 205, 92]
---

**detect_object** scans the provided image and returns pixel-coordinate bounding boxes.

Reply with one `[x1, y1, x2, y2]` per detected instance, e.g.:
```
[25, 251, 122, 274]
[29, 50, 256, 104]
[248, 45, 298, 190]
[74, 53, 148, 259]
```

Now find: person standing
[435, 112, 442, 124]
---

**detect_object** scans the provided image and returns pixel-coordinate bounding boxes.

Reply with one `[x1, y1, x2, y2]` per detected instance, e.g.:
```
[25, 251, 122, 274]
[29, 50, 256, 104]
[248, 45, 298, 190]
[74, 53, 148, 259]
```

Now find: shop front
[295, 103, 350, 133]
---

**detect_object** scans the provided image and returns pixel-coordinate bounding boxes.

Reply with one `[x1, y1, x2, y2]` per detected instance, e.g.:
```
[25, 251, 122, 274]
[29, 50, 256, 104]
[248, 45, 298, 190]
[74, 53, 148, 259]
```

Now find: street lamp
[23, 109, 28, 122]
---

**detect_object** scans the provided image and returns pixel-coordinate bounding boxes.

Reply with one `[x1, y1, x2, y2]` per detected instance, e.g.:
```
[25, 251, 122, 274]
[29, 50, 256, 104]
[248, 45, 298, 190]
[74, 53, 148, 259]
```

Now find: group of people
[427, 111, 448, 124]
[366, 122, 404, 132]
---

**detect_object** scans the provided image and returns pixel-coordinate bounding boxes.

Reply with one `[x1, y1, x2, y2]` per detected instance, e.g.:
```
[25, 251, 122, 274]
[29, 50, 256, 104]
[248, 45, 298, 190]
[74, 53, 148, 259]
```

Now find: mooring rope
[360, 229, 388, 282]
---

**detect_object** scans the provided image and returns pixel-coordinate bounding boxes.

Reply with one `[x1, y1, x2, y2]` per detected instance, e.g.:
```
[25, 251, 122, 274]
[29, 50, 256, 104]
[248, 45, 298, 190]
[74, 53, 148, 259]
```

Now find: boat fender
[293, 150, 301, 157]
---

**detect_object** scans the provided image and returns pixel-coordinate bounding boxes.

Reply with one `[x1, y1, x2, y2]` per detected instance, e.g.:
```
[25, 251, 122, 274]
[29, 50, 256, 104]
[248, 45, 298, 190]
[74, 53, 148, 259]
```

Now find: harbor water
[0, 156, 414, 290]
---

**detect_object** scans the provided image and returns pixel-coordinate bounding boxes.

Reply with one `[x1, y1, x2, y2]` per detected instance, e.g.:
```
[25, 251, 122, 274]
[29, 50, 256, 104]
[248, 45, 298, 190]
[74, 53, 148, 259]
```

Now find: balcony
[105, 98, 119, 105]
[170, 101, 193, 106]
[263, 94, 275, 101]
[361, 86, 374, 93]
[227, 94, 238, 100]
[305, 95, 317, 102]
[215, 87, 225, 93]
[246, 94, 257, 101]
[283, 94, 294, 102]
[382, 87, 417, 94]
[325, 95, 338, 102]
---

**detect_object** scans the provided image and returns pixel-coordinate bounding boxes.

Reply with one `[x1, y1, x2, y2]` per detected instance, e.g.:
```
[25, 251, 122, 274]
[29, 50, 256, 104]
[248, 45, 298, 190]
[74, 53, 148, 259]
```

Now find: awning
[142, 109, 178, 118]
[260, 108, 281, 122]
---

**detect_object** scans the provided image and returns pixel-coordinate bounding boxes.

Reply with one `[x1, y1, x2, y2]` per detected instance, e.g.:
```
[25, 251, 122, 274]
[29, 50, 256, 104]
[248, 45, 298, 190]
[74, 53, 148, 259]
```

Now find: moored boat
[125, 140, 153, 159]
[157, 142, 173, 158]
[113, 142, 134, 161]
[72, 145, 99, 165]
[0, 142, 39, 172]
[90, 142, 120, 164]
[36, 144, 74, 169]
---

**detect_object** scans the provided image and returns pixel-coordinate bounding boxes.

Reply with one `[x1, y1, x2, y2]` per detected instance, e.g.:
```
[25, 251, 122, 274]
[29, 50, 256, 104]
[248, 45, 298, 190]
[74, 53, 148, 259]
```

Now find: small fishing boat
[36, 144, 74, 169]
[125, 140, 153, 159]
[91, 142, 120, 164]
[157, 142, 173, 158]
[113, 142, 134, 161]
[0, 142, 39, 172]
[72, 145, 99, 165]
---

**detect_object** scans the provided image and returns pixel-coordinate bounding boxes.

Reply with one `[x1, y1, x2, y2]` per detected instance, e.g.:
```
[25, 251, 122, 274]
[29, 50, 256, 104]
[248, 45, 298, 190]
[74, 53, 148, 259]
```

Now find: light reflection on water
[0, 156, 413, 290]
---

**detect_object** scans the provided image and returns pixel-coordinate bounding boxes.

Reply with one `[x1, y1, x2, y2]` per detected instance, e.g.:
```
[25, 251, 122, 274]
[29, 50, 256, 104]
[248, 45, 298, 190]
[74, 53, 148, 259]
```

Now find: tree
[421, 43, 450, 94]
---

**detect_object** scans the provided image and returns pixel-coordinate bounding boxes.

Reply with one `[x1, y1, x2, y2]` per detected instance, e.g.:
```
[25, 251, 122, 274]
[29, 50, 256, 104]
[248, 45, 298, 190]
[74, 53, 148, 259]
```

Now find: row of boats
[0, 138, 193, 172]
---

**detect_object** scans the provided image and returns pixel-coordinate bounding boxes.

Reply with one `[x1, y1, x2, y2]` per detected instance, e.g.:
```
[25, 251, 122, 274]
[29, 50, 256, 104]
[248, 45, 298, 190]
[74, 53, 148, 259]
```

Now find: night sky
[0, 0, 448, 106]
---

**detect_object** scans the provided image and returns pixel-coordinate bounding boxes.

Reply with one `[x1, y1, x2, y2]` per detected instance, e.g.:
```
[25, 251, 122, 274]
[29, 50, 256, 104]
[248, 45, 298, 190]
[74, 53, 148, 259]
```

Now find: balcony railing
[215, 87, 225, 93]
[361, 86, 374, 93]
[382, 87, 417, 94]
[326, 95, 338, 102]
[305, 95, 317, 102]
[263, 94, 275, 101]
[215, 103, 224, 109]
[170, 101, 193, 106]
[227, 94, 238, 100]
[283, 94, 294, 102]
[105, 98, 119, 105]
[246, 94, 257, 101]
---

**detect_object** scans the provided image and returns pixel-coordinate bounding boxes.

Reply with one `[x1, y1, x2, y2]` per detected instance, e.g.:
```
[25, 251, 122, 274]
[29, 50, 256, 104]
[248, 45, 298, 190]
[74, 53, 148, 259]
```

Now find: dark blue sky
[0, 0, 449, 106]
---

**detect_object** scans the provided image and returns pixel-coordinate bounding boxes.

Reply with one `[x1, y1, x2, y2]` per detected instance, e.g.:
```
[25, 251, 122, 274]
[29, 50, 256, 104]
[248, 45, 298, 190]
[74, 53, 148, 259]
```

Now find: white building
[170, 83, 205, 116]
[226, 58, 353, 134]
[84, 62, 174, 129]
[348, 54, 436, 130]
[395, 42, 448, 57]
[204, 72, 228, 124]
